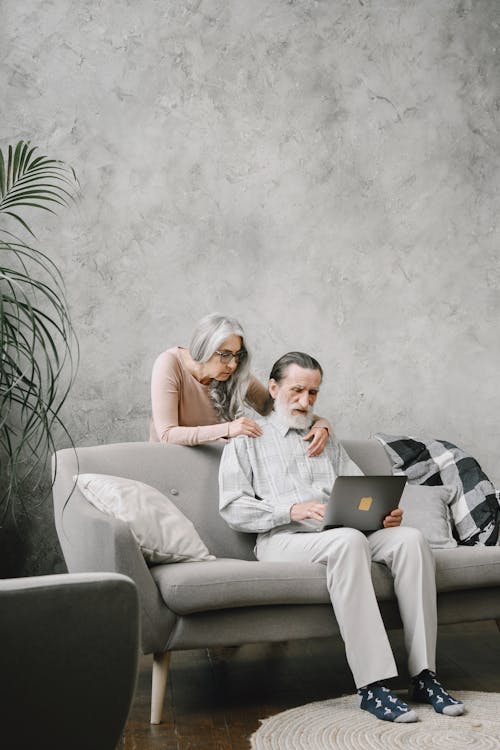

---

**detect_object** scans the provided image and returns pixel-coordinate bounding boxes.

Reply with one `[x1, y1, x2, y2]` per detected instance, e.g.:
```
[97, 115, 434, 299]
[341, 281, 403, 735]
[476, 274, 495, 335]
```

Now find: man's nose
[298, 392, 310, 408]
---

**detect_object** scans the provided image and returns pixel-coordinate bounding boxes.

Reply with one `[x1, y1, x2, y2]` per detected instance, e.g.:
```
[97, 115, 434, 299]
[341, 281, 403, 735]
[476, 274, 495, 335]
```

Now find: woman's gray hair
[189, 313, 251, 421]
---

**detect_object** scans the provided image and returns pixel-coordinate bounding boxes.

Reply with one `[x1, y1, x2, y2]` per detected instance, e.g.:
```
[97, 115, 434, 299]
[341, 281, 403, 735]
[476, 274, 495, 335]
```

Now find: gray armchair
[0, 572, 139, 749]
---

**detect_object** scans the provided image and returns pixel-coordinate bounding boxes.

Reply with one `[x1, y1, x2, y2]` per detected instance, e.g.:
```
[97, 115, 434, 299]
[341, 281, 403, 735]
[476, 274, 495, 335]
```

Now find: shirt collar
[268, 409, 309, 437]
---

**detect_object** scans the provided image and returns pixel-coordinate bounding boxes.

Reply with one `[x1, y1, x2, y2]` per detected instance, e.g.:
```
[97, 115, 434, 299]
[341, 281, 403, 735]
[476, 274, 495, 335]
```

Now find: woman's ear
[268, 378, 278, 400]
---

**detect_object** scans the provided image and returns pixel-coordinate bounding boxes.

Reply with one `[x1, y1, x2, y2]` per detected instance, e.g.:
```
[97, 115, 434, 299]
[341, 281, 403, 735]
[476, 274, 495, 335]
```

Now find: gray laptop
[321, 476, 407, 532]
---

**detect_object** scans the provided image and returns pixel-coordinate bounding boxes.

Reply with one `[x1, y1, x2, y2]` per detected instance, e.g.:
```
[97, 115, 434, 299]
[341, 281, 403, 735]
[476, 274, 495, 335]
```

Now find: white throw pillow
[400, 484, 457, 549]
[75, 473, 216, 564]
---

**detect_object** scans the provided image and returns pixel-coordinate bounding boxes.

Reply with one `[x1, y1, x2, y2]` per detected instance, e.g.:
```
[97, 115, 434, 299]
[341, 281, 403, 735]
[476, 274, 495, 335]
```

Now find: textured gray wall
[2, 1, 500, 569]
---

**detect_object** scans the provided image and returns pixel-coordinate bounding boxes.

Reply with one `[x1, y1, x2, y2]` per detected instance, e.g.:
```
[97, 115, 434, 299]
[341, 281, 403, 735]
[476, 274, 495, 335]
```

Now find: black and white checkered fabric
[374, 433, 500, 546]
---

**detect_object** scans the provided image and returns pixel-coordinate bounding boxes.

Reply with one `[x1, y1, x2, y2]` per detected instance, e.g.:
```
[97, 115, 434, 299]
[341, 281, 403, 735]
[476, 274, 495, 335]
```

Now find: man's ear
[268, 378, 279, 400]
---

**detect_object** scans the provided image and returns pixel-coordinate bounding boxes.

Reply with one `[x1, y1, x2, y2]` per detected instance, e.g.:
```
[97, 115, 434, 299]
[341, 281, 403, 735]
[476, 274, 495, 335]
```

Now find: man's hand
[303, 426, 329, 457]
[290, 501, 326, 522]
[383, 507, 403, 528]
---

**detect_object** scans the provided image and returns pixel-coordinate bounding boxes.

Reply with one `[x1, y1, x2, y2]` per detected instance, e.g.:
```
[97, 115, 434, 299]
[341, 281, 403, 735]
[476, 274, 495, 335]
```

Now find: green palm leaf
[0, 140, 79, 518]
[0, 140, 79, 237]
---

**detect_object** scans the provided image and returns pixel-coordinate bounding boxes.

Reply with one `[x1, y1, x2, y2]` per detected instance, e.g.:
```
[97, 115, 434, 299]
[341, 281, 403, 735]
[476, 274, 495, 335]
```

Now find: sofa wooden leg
[496, 619, 500, 633]
[150, 651, 171, 724]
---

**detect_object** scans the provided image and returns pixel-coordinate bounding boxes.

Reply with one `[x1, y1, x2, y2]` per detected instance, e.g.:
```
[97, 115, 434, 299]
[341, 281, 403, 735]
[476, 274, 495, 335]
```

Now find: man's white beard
[274, 399, 314, 430]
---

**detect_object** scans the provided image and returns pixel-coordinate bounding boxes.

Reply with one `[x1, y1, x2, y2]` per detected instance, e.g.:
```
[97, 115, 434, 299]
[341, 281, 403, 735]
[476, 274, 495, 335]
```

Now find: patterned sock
[358, 683, 418, 723]
[410, 670, 464, 716]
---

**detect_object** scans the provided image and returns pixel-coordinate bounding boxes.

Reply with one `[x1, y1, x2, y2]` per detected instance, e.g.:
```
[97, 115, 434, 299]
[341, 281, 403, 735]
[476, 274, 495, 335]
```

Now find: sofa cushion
[75, 473, 215, 564]
[374, 433, 500, 545]
[400, 485, 457, 549]
[151, 546, 500, 615]
[434, 546, 500, 592]
[151, 558, 395, 614]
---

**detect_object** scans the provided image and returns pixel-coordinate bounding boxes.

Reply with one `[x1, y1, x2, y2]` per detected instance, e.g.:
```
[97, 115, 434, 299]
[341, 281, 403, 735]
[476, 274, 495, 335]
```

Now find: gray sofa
[52, 439, 500, 724]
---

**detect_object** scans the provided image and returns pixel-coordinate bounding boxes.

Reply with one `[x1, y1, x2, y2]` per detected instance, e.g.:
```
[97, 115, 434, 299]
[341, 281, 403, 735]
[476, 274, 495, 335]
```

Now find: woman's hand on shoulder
[228, 417, 263, 438]
[303, 426, 329, 456]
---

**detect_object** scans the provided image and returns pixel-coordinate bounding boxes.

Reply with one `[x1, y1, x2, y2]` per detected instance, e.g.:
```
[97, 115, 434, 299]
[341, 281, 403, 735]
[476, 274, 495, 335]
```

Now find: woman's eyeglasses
[215, 349, 247, 364]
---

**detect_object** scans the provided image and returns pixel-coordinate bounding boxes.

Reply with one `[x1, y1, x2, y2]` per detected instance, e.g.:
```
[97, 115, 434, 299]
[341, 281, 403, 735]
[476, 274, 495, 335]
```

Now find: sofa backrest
[53, 438, 392, 563]
[341, 439, 393, 475]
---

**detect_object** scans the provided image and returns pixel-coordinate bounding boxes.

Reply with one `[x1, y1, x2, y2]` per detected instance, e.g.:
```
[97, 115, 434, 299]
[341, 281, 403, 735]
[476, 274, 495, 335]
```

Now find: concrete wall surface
[2, 0, 499, 570]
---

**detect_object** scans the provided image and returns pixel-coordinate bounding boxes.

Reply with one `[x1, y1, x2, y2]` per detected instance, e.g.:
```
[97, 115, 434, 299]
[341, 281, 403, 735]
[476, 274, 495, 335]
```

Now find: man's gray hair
[269, 351, 323, 383]
[189, 313, 251, 421]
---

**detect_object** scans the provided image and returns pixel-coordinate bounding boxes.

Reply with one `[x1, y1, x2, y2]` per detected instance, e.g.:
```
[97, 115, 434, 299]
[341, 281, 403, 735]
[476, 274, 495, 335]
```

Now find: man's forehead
[281, 364, 322, 386]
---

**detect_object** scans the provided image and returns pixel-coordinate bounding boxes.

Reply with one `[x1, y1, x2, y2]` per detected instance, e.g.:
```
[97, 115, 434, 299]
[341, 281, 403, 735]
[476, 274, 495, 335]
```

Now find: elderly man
[219, 351, 464, 723]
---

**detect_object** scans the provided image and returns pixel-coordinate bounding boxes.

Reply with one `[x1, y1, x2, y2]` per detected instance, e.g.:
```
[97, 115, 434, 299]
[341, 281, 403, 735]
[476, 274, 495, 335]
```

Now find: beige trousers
[256, 525, 437, 688]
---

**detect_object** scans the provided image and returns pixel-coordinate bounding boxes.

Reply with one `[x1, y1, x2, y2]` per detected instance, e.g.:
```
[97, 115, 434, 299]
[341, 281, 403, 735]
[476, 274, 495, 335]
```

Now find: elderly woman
[150, 313, 330, 455]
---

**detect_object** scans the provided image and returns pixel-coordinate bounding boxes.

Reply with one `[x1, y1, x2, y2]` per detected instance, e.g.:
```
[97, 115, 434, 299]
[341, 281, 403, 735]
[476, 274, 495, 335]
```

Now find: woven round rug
[250, 691, 500, 749]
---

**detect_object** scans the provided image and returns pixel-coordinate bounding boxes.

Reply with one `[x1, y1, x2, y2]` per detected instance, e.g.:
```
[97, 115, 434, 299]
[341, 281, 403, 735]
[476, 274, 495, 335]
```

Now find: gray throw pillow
[75, 473, 216, 564]
[400, 484, 457, 548]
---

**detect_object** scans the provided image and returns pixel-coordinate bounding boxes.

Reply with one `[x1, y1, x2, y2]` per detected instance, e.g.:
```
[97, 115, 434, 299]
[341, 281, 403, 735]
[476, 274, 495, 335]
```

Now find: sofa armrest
[53, 454, 177, 654]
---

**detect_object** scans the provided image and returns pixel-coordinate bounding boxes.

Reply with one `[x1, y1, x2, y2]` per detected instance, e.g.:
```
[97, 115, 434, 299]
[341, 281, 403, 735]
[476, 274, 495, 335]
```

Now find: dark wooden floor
[120, 620, 500, 750]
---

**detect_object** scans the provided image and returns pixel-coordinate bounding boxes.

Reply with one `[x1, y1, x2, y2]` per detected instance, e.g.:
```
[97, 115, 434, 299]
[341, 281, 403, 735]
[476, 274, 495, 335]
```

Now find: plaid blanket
[374, 433, 500, 546]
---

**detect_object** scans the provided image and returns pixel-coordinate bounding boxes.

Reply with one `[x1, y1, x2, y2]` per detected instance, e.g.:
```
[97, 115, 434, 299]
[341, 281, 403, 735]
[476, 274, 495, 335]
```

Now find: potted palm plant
[0, 140, 79, 576]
